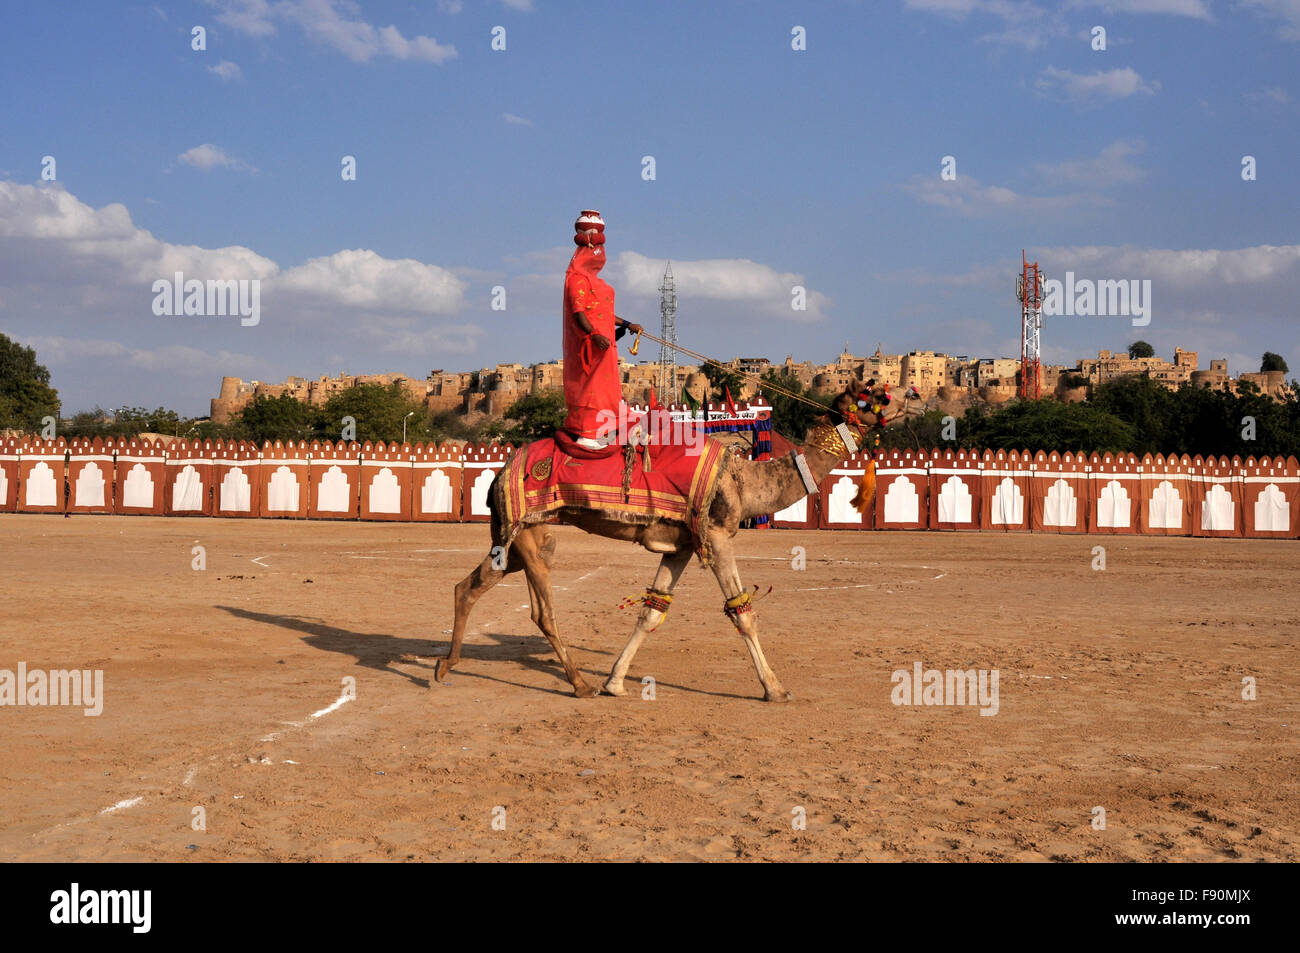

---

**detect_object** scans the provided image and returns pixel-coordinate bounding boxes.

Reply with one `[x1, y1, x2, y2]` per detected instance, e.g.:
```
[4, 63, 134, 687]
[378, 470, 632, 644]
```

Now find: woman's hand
[591, 333, 612, 351]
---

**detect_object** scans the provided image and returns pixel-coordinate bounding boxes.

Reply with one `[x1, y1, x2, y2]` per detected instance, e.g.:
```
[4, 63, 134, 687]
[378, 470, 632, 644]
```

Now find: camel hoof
[434, 658, 454, 683]
[573, 681, 599, 699]
[602, 680, 628, 697]
[764, 689, 792, 703]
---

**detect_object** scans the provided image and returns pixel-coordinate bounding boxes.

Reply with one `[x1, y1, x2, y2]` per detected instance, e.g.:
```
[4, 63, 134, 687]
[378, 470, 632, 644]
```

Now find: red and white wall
[0, 440, 1296, 539]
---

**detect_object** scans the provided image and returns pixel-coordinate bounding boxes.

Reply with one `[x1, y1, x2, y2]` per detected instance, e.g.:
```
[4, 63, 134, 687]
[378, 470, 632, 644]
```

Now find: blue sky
[1, 0, 1297, 416]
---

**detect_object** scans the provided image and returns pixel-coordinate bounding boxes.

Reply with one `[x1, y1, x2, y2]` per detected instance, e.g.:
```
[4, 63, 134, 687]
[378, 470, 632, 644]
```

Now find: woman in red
[562, 210, 641, 444]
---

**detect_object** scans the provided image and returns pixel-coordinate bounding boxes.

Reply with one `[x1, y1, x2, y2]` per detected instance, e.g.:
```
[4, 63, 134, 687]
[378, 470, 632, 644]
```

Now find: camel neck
[736, 424, 861, 520]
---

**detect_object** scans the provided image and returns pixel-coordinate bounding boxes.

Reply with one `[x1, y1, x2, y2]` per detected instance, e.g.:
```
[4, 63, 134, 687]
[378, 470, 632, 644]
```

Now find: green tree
[0, 332, 60, 430]
[485, 389, 567, 445]
[1261, 352, 1289, 374]
[428, 408, 478, 444]
[961, 399, 1137, 454]
[1128, 340, 1155, 359]
[701, 363, 745, 404]
[877, 408, 955, 451]
[229, 392, 320, 444]
[1089, 375, 1177, 454]
[64, 405, 206, 440]
[759, 370, 830, 438]
[320, 382, 428, 444]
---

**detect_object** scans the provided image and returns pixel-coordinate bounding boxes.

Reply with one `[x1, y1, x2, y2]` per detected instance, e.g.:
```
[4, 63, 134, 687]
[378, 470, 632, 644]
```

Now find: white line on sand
[99, 796, 144, 815]
[794, 583, 880, 592]
[251, 555, 270, 568]
[310, 689, 354, 720]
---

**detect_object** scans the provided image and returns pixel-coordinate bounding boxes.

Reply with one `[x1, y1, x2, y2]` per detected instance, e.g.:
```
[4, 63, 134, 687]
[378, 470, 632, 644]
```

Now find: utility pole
[659, 262, 677, 400]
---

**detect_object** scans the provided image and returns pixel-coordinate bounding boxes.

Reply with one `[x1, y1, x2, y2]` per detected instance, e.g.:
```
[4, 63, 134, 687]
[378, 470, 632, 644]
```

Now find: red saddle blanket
[494, 432, 731, 564]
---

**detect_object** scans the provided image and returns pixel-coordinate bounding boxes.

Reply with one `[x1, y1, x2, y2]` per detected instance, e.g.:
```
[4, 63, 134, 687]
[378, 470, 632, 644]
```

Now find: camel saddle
[494, 430, 731, 565]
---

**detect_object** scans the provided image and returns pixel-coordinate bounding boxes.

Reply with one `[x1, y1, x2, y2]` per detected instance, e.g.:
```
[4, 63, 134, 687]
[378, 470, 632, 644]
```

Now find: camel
[435, 379, 919, 701]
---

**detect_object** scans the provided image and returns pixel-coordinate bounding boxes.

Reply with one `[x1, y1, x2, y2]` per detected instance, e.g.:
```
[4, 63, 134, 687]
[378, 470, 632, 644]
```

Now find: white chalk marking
[251, 555, 270, 568]
[310, 690, 353, 719]
[795, 583, 880, 592]
[100, 796, 144, 815]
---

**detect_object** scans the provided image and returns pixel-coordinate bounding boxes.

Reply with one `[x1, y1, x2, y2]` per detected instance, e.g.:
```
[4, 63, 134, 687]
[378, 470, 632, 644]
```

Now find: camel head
[826, 379, 920, 431]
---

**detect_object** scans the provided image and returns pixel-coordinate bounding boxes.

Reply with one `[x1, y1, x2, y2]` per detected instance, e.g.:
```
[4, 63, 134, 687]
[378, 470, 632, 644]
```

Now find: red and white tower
[1016, 250, 1044, 400]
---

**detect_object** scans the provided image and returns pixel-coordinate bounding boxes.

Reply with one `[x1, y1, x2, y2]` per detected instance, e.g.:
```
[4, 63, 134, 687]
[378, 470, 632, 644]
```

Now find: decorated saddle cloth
[494, 431, 731, 565]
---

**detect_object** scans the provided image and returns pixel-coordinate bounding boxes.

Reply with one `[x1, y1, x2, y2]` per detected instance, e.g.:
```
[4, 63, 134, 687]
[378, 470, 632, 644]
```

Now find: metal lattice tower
[658, 262, 677, 399]
[1017, 250, 1044, 400]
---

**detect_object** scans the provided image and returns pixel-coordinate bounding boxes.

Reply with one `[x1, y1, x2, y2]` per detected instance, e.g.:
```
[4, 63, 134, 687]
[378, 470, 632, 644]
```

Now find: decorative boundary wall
[1, 438, 1297, 539]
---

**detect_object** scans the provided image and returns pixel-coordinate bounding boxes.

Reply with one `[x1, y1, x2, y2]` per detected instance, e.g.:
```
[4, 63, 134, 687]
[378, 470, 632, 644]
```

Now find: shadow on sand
[216, 605, 755, 700]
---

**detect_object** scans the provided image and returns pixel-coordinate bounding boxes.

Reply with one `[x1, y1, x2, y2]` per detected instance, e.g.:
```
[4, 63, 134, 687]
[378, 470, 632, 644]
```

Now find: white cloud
[178, 143, 256, 173]
[207, 59, 243, 81]
[906, 0, 1215, 52]
[376, 25, 456, 62]
[1036, 66, 1159, 102]
[503, 112, 532, 126]
[904, 174, 1108, 214]
[1036, 140, 1146, 188]
[0, 182, 467, 322]
[207, 0, 457, 63]
[277, 249, 466, 314]
[904, 0, 1035, 16]
[1249, 85, 1291, 105]
[904, 0, 1061, 48]
[371, 323, 486, 355]
[0, 182, 276, 283]
[501, 0, 535, 10]
[611, 252, 830, 322]
[1236, 0, 1300, 39]
[209, 0, 275, 37]
[1036, 243, 1300, 287]
[1072, 0, 1211, 18]
[886, 243, 1300, 292]
[437, 0, 463, 12]
[24, 336, 273, 377]
[0, 182, 493, 412]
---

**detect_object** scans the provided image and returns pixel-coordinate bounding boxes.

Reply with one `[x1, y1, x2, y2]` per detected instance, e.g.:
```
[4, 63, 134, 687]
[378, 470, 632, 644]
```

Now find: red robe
[562, 246, 624, 438]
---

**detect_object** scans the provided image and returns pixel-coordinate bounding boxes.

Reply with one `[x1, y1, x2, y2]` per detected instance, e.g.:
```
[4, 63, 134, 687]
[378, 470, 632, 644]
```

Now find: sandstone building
[210, 345, 1290, 425]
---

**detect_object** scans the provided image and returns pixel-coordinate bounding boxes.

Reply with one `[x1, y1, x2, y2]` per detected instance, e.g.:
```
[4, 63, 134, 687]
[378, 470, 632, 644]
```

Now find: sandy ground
[0, 514, 1296, 862]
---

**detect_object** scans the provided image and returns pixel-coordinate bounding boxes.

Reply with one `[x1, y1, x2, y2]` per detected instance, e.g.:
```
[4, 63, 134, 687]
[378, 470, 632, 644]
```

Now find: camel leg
[516, 525, 597, 698]
[435, 535, 523, 682]
[603, 547, 693, 696]
[708, 535, 791, 703]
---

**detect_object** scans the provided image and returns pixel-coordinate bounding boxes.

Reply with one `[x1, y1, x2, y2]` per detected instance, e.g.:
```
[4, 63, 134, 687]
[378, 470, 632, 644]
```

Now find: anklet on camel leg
[723, 590, 754, 624]
[642, 588, 673, 614]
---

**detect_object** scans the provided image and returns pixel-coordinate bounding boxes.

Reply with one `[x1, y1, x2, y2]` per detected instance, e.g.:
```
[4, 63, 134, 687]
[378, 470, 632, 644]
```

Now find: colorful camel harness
[624, 394, 883, 626]
[791, 419, 862, 495]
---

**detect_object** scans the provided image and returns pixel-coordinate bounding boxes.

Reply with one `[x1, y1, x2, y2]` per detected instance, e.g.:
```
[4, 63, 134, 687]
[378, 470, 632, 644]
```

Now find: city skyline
[206, 340, 1291, 427]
